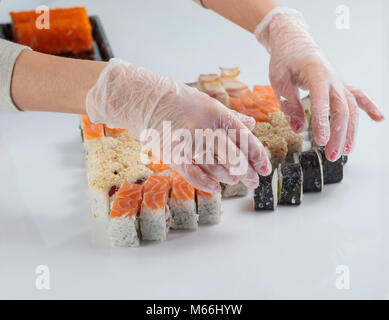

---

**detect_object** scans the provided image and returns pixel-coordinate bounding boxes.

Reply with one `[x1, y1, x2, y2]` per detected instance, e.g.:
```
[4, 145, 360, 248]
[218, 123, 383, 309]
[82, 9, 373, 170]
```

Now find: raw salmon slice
[110, 184, 143, 218]
[171, 171, 195, 201]
[104, 125, 127, 137]
[142, 176, 170, 210]
[147, 160, 170, 173]
[230, 97, 268, 122]
[196, 189, 216, 198]
[80, 115, 104, 140]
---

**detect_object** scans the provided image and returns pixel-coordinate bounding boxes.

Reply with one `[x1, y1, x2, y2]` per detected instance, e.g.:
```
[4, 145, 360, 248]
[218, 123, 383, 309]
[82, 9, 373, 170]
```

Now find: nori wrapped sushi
[294, 149, 323, 192]
[342, 155, 348, 165]
[254, 169, 278, 211]
[278, 163, 303, 205]
[316, 146, 344, 184]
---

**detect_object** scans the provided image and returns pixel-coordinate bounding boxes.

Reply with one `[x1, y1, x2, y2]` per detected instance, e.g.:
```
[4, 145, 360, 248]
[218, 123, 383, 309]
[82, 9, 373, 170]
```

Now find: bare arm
[203, 0, 279, 32]
[11, 49, 107, 114]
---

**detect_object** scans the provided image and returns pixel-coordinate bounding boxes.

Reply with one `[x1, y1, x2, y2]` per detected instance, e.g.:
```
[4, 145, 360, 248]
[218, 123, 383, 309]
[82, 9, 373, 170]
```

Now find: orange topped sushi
[169, 171, 198, 229]
[229, 86, 280, 122]
[104, 124, 127, 137]
[140, 176, 171, 241]
[10, 7, 93, 55]
[196, 188, 221, 225]
[108, 183, 143, 247]
[80, 114, 104, 152]
[110, 184, 143, 218]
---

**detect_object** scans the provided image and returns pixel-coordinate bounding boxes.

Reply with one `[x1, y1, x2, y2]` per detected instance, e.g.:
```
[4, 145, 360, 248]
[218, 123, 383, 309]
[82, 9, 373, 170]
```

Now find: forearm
[11, 49, 107, 114]
[203, 0, 278, 32]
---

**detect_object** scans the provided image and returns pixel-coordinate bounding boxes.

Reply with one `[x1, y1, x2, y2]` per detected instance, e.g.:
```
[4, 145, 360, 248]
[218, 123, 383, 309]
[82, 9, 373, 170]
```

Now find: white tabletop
[0, 0, 388, 299]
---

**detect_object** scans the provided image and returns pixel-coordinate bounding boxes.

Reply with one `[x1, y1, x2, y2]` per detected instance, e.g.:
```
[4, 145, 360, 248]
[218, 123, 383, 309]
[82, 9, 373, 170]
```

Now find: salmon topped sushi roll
[109, 184, 143, 247]
[10, 7, 93, 55]
[196, 190, 222, 225]
[140, 176, 171, 241]
[80, 115, 104, 152]
[103, 124, 127, 137]
[169, 171, 198, 230]
[147, 161, 171, 178]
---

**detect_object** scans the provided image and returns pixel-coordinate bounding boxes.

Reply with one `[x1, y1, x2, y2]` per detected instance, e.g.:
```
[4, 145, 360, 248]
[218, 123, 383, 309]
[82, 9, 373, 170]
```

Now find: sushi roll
[86, 134, 152, 221]
[10, 7, 93, 55]
[169, 171, 198, 230]
[103, 124, 127, 137]
[80, 115, 104, 153]
[196, 190, 222, 224]
[140, 176, 171, 241]
[294, 149, 323, 193]
[198, 74, 230, 107]
[254, 169, 278, 211]
[108, 184, 143, 247]
[342, 155, 348, 165]
[316, 147, 344, 184]
[278, 163, 303, 205]
[221, 181, 248, 198]
[147, 161, 171, 178]
[219, 67, 248, 98]
[259, 134, 288, 169]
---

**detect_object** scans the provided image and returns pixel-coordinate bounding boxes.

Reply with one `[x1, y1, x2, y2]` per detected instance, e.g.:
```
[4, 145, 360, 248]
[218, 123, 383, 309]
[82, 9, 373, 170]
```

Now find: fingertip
[290, 118, 305, 133]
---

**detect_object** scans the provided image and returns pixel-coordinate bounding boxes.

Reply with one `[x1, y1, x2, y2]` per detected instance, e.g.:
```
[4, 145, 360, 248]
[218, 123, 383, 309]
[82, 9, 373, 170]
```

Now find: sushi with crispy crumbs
[254, 169, 278, 211]
[80, 115, 104, 153]
[252, 122, 273, 138]
[278, 163, 303, 205]
[169, 171, 198, 230]
[258, 134, 288, 169]
[316, 147, 344, 184]
[268, 112, 290, 128]
[140, 176, 171, 241]
[86, 134, 152, 221]
[196, 190, 222, 224]
[272, 126, 303, 155]
[221, 181, 248, 198]
[108, 184, 143, 247]
[294, 149, 323, 192]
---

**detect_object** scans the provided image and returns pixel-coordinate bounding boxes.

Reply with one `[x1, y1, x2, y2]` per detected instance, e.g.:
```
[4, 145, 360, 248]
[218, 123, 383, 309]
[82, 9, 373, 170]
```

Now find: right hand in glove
[86, 58, 271, 193]
[254, 7, 385, 161]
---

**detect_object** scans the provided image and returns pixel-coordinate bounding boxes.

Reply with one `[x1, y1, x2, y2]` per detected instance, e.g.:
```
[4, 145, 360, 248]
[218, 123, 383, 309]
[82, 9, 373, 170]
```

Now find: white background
[0, 0, 388, 299]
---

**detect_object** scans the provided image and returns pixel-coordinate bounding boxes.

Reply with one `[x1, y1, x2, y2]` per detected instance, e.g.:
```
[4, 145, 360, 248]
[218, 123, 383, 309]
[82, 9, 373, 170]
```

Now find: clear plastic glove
[86, 58, 271, 193]
[254, 7, 384, 161]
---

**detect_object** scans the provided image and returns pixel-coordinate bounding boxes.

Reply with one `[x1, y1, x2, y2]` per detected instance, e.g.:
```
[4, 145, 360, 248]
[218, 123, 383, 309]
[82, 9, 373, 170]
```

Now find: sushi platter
[2, 7, 348, 248]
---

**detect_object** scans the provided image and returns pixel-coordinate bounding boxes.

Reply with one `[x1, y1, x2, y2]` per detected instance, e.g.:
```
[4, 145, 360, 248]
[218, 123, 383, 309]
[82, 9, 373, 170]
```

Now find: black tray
[0, 15, 114, 62]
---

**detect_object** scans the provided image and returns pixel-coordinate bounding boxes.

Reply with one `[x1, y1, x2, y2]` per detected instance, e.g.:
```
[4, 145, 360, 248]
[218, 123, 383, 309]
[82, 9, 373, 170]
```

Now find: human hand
[254, 7, 384, 161]
[86, 58, 271, 193]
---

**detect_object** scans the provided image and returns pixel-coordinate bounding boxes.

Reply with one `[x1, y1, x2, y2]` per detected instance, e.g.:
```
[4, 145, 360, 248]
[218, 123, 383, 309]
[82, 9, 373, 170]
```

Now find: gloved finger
[171, 163, 221, 194]
[218, 110, 272, 176]
[229, 109, 256, 131]
[343, 90, 359, 155]
[198, 162, 239, 185]
[325, 88, 349, 162]
[207, 129, 260, 189]
[309, 80, 331, 146]
[347, 85, 385, 122]
[274, 83, 305, 132]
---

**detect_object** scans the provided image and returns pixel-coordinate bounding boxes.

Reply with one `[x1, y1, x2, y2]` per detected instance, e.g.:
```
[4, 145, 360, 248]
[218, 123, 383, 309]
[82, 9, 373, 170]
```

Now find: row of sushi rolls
[80, 67, 347, 248]
[7, 7, 347, 247]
